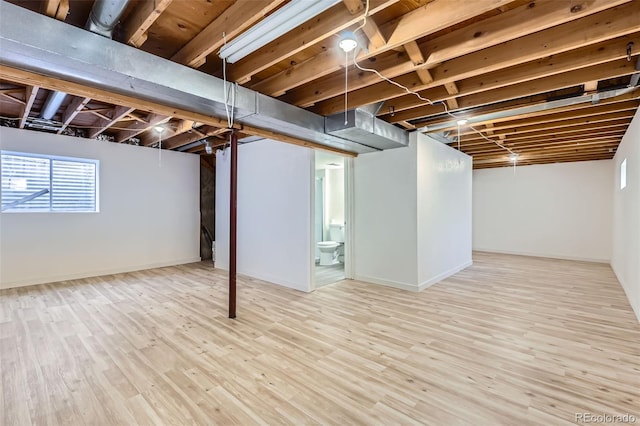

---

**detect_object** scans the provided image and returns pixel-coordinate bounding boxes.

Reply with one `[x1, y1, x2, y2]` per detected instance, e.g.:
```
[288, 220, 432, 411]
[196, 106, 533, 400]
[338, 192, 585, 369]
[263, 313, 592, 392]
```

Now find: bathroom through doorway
[313, 151, 349, 288]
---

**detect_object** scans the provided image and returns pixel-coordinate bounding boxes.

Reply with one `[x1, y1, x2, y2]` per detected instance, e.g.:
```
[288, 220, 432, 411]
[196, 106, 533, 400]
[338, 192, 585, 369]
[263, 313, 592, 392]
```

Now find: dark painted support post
[229, 130, 238, 319]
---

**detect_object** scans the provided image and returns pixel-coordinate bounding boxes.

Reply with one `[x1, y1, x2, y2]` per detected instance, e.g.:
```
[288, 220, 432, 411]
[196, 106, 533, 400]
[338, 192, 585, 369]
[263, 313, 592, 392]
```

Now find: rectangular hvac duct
[0, 2, 414, 155]
[325, 109, 410, 150]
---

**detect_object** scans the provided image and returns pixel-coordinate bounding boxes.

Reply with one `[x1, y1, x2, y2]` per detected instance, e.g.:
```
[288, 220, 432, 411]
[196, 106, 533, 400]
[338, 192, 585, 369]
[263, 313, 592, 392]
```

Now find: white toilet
[317, 223, 345, 266]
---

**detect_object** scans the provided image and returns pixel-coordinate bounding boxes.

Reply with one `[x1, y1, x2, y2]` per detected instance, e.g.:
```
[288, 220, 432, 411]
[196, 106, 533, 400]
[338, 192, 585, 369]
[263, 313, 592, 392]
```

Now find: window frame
[1, 150, 100, 213]
[620, 158, 627, 190]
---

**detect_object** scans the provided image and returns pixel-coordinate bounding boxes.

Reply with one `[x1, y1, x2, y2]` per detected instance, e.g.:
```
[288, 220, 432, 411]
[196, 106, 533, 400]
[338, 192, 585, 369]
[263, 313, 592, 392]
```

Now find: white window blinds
[1, 151, 98, 212]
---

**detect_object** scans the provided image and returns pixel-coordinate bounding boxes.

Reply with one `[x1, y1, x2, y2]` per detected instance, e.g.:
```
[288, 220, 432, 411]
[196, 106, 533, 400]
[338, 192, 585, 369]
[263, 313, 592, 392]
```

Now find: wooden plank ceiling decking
[0, 0, 639, 167]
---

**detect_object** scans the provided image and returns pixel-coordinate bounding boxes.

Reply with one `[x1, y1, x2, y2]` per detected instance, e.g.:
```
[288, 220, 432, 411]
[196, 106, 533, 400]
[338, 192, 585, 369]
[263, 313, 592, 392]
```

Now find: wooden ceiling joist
[142, 119, 196, 146]
[459, 136, 625, 155]
[282, 0, 636, 109]
[379, 58, 638, 124]
[456, 124, 630, 147]
[57, 95, 90, 134]
[460, 119, 633, 145]
[474, 155, 615, 168]
[279, 49, 415, 104]
[42, 0, 69, 21]
[454, 101, 639, 137]
[116, 113, 171, 143]
[341, 0, 364, 15]
[88, 106, 135, 139]
[227, 0, 400, 83]
[425, 0, 631, 66]
[403, 41, 433, 85]
[382, 34, 640, 122]
[164, 126, 230, 150]
[171, 0, 287, 68]
[122, 0, 174, 48]
[463, 144, 622, 161]
[0, 92, 25, 105]
[250, 48, 344, 97]
[3, 0, 637, 166]
[418, 89, 640, 133]
[19, 85, 39, 129]
[362, 19, 387, 50]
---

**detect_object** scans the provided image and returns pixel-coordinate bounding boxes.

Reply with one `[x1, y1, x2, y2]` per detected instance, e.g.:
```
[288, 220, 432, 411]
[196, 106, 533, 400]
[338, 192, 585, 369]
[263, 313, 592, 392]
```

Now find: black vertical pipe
[229, 130, 237, 319]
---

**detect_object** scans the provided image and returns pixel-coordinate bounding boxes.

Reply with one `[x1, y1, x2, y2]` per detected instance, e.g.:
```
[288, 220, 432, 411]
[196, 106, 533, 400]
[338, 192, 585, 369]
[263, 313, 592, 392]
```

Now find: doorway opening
[314, 151, 346, 287]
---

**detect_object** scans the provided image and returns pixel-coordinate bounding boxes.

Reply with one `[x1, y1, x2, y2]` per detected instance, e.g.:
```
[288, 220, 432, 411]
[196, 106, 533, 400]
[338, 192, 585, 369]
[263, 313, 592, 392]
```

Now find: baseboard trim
[418, 260, 473, 291]
[611, 266, 640, 323]
[353, 275, 421, 292]
[0, 257, 202, 290]
[473, 248, 610, 264]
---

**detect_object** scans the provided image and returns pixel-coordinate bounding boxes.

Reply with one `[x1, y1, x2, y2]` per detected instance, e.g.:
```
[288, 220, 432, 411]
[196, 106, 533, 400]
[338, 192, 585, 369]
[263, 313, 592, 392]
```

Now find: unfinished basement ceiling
[1, 0, 639, 167]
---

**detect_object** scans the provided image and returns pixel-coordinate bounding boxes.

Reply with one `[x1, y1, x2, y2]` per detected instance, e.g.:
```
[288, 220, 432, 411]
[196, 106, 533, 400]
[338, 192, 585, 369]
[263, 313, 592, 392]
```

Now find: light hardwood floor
[315, 263, 345, 287]
[1, 252, 639, 425]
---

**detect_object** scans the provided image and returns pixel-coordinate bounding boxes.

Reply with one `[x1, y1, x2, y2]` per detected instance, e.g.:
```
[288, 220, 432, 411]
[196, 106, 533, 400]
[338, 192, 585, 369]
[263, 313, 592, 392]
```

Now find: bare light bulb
[457, 119, 468, 126]
[339, 32, 358, 53]
[205, 140, 213, 155]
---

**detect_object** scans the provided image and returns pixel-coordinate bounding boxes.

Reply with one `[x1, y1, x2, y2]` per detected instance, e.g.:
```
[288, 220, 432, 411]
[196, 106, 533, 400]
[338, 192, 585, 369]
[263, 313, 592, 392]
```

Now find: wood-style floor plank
[1, 252, 639, 425]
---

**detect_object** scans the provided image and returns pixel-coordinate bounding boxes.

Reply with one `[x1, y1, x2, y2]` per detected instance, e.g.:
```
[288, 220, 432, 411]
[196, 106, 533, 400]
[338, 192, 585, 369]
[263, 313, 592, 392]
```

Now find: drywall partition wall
[0, 127, 200, 289]
[416, 133, 472, 289]
[473, 160, 613, 262]
[354, 143, 418, 290]
[215, 139, 313, 292]
[612, 107, 640, 322]
[354, 136, 472, 291]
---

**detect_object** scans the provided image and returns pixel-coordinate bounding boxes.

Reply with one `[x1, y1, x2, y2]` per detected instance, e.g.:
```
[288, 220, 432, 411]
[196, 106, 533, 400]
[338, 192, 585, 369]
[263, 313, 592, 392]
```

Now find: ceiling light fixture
[339, 31, 359, 125]
[218, 0, 341, 63]
[457, 119, 468, 126]
[205, 139, 213, 155]
[339, 32, 358, 53]
[153, 125, 164, 133]
[509, 153, 519, 162]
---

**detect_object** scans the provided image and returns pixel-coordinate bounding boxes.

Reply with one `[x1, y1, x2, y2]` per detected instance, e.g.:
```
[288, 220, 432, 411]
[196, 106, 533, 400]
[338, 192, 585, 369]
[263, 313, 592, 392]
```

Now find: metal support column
[229, 130, 238, 319]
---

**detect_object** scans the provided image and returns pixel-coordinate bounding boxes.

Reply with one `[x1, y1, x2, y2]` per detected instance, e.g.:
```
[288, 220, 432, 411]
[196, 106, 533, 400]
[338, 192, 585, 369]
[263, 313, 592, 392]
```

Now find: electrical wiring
[351, 50, 516, 156]
[221, 32, 236, 130]
[353, 0, 370, 34]
[349, 0, 516, 158]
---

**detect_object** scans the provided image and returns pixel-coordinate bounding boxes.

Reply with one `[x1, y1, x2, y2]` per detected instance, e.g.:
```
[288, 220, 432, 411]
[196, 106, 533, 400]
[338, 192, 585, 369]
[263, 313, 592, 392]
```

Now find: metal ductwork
[325, 108, 409, 150]
[39, 90, 67, 120]
[418, 86, 640, 136]
[0, 2, 408, 154]
[37, 0, 131, 122]
[86, 0, 131, 38]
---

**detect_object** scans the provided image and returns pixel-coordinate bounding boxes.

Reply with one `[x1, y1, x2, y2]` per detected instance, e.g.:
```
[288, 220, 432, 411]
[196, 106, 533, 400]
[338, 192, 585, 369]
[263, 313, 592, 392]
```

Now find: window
[620, 158, 627, 190]
[1, 151, 98, 212]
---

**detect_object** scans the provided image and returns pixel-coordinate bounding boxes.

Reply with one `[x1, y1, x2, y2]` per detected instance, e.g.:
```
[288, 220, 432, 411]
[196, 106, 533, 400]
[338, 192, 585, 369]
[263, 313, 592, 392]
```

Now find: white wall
[354, 136, 472, 291]
[612, 108, 640, 322]
[354, 143, 418, 289]
[417, 134, 473, 289]
[215, 139, 313, 292]
[0, 127, 200, 289]
[473, 160, 613, 262]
